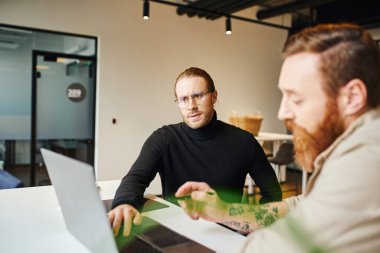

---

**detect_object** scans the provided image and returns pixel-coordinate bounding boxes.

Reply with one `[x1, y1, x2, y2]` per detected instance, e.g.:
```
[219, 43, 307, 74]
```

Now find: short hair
[283, 23, 380, 108]
[174, 67, 215, 97]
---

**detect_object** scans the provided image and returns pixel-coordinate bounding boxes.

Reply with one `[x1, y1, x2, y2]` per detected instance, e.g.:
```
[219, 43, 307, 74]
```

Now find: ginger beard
[285, 99, 345, 172]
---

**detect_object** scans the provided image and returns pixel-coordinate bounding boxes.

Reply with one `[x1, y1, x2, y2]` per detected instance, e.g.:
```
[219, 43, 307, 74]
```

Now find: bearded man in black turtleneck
[108, 67, 281, 237]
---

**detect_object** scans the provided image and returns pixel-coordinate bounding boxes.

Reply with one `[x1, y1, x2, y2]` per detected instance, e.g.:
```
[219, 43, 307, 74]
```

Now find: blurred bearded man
[285, 98, 345, 173]
[175, 23, 380, 253]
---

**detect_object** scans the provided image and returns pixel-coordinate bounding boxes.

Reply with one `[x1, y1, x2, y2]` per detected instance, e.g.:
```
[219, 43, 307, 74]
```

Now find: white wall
[0, 0, 289, 193]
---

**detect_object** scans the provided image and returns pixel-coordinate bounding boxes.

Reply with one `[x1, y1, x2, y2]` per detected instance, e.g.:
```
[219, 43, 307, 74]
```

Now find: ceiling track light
[225, 16, 232, 35]
[147, 0, 290, 31]
[143, 0, 150, 20]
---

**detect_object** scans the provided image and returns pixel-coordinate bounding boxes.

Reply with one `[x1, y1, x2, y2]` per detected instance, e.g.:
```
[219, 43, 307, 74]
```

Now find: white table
[256, 132, 293, 159]
[0, 180, 246, 253]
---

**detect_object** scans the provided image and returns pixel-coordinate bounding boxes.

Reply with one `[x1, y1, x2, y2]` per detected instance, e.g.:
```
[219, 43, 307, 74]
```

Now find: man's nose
[278, 99, 293, 120]
[188, 97, 198, 109]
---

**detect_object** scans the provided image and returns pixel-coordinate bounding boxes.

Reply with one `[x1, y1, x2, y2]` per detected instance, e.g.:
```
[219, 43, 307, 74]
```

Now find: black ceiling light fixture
[146, 0, 291, 33]
[143, 0, 150, 20]
[225, 16, 232, 35]
[140, 0, 380, 33]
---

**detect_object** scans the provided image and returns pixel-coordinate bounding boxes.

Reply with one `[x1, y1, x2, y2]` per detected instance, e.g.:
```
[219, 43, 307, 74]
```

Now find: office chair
[243, 142, 294, 203]
[268, 142, 309, 195]
[268, 142, 295, 191]
[268, 142, 294, 173]
[0, 170, 24, 189]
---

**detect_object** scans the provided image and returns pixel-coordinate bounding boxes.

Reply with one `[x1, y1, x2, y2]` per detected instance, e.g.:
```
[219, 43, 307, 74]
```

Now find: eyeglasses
[174, 90, 214, 108]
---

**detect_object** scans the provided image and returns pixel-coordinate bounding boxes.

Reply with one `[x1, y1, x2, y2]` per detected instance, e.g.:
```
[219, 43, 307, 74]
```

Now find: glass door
[31, 51, 96, 186]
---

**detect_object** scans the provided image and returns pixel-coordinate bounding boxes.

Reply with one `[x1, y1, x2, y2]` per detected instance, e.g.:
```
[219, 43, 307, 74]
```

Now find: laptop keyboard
[119, 234, 163, 253]
[116, 216, 215, 253]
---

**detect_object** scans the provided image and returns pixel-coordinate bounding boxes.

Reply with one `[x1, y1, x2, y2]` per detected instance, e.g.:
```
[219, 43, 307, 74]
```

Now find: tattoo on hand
[225, 221, 240, 228]
[242, 221, 250, 232]
[228, 203, 279, 229]
[223, 220, 252, 233]
[229, 206, 244, 216]
[251, 205, 279, 227]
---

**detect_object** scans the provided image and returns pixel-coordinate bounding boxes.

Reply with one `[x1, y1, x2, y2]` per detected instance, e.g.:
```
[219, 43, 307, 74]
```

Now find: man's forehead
[278, 53, 323, 93]
[177, 76, 206, 84]
[176, 76, 208, 92]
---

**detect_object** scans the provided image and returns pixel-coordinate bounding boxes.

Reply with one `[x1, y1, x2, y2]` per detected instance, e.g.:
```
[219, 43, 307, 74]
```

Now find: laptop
[41, 148, 215, 253]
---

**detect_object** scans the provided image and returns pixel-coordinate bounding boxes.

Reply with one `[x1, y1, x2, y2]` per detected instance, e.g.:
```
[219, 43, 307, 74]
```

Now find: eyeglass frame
[174, 90, 215, 108]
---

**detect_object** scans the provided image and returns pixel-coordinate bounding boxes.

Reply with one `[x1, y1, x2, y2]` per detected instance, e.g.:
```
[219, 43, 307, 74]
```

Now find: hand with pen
[175, 181, 288, 234]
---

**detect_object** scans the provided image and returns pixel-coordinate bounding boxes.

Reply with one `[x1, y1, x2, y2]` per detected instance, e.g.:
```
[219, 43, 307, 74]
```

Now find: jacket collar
[306, 108, 380, 193]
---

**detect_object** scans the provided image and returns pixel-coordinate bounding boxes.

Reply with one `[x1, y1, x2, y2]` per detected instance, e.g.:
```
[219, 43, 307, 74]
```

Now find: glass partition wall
[0, 24, 97, 186]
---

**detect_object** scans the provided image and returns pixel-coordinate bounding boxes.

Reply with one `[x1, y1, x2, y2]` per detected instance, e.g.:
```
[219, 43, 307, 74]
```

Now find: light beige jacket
[242, 108, 380, 253]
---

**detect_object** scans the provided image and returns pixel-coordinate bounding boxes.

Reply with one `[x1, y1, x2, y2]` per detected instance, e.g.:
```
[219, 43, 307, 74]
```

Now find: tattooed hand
[175, 181, 288, 234]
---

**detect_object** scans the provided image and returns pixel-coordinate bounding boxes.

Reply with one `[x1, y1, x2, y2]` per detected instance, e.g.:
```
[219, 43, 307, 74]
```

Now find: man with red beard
[175, 23, 380, 253]
[108, 67, 281, 237]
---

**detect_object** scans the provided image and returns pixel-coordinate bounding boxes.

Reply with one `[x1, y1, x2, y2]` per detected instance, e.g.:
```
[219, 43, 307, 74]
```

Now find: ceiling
[165, 0, 380, 33]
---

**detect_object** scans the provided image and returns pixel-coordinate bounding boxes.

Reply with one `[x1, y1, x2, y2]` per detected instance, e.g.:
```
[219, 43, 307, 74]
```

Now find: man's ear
[212, 90, 218, 104]
[339, 79, 368, 116]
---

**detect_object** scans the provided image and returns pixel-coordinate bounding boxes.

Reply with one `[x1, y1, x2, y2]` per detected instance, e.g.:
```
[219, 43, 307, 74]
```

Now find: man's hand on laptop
[107, 204, 142, 237]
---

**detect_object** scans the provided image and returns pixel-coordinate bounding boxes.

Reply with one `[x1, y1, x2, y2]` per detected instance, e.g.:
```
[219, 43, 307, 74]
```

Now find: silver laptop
[41, 148, 215, 253]
[41, 148, 118, 253]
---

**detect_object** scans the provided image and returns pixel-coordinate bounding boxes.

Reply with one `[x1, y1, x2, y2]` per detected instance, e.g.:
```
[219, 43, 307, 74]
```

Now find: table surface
[0, 180, 246, 253]
[255, 131, 293, 142]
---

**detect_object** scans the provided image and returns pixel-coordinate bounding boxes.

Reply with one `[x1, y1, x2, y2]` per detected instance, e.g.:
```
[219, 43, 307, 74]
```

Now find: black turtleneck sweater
[112, 112, 282, 209]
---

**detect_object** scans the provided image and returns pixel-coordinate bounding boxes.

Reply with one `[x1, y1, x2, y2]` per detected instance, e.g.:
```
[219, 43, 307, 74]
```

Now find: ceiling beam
[189, 0, 237, 18]
[315, 0, 380, 26]
[205, 0, 266, 20]
[149, 0, 291, 30]
[256, 0, 339, 20]
[177, 0, 220, 16]
[197, 0, 242, 18]
[178, 0, 266, 20]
